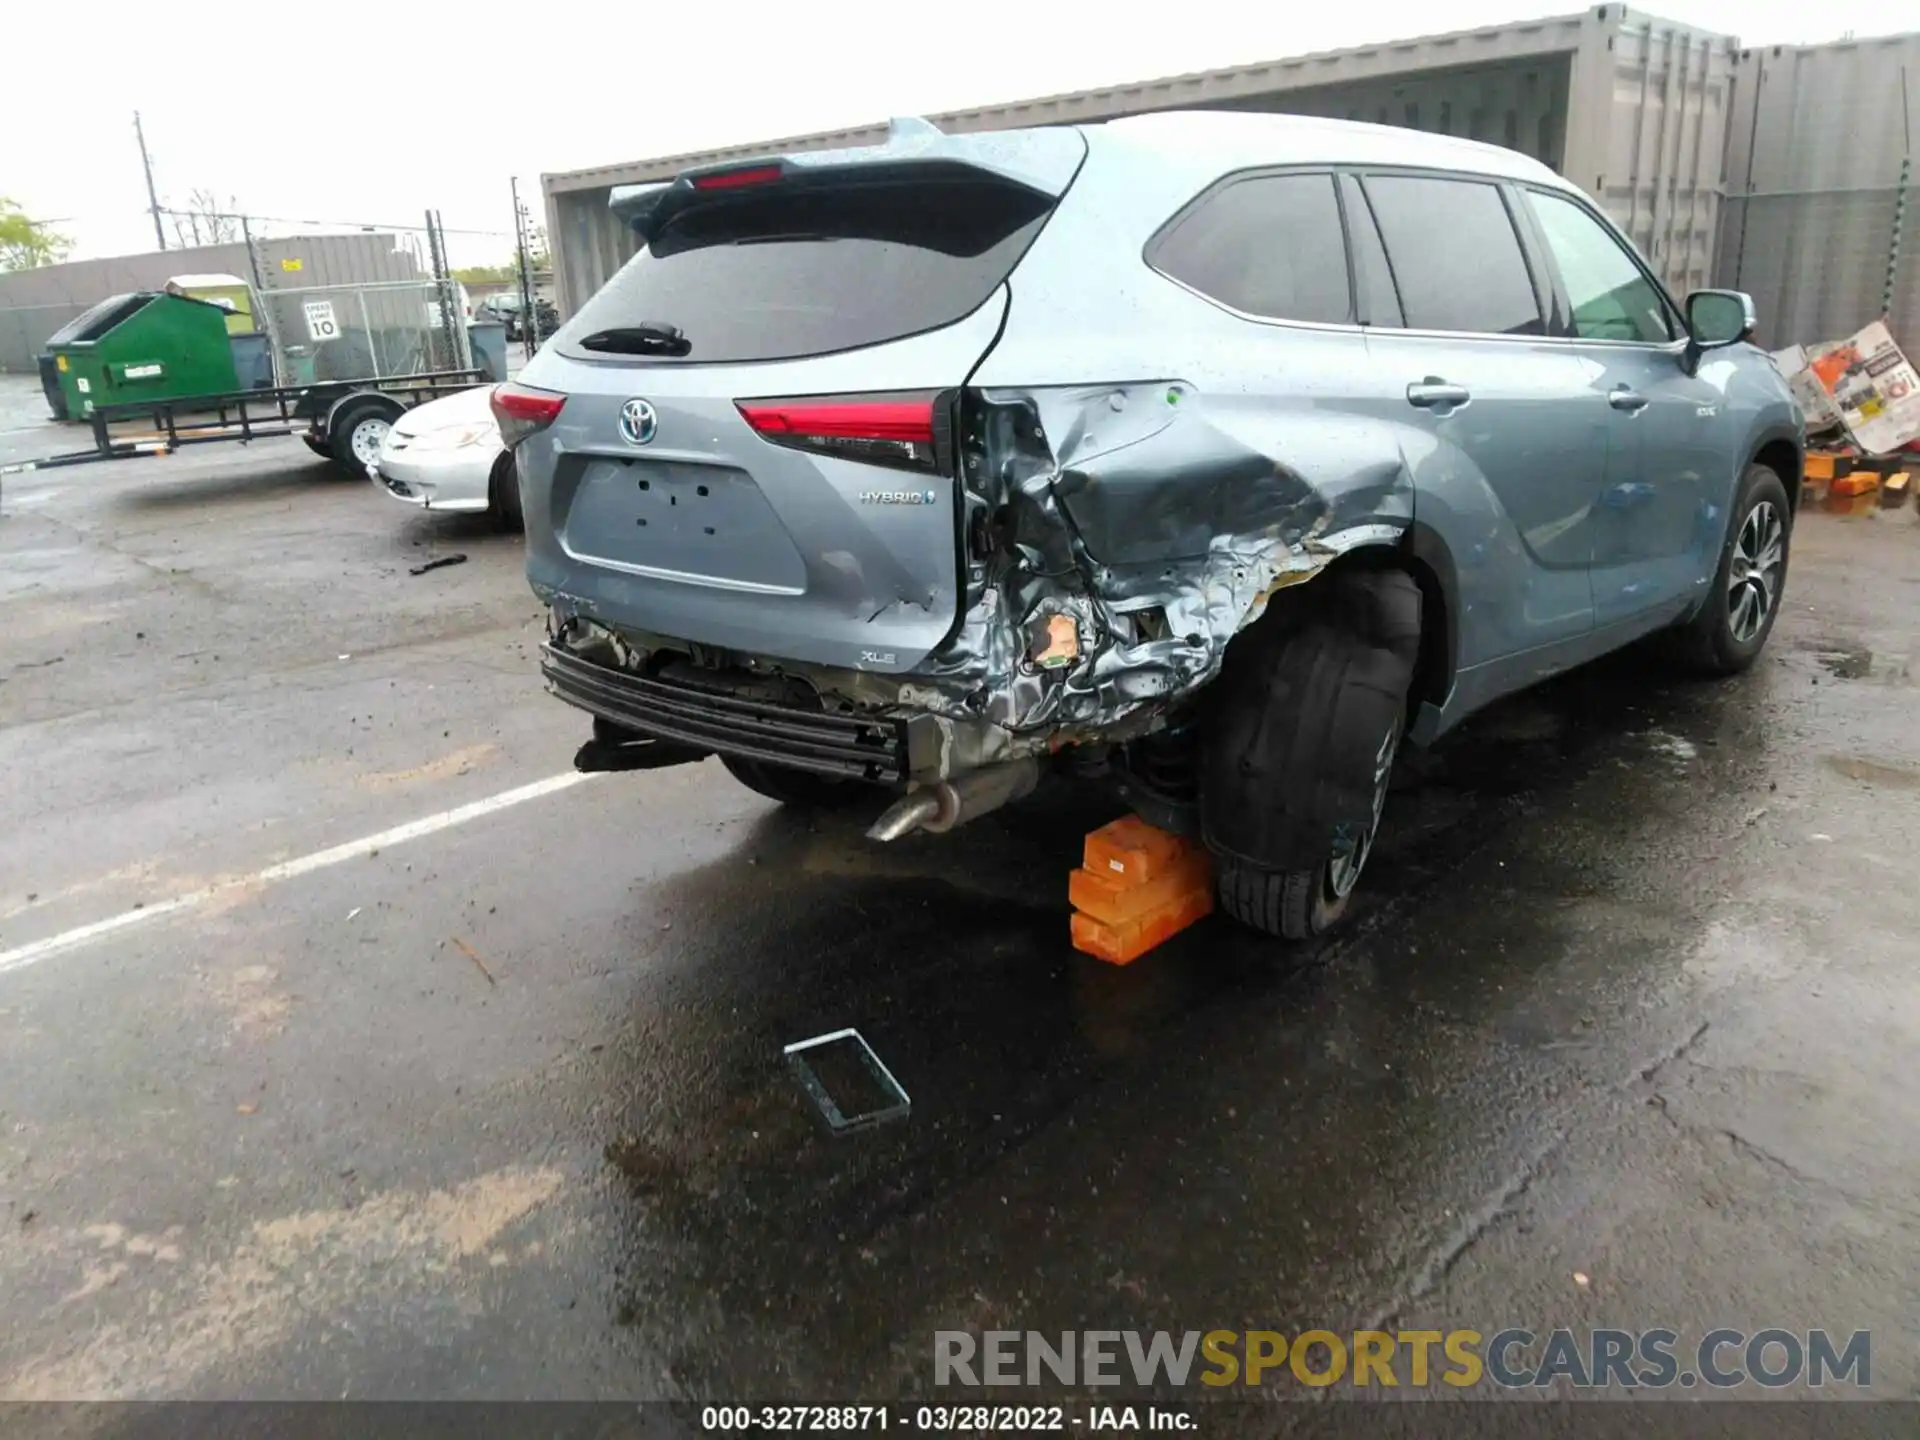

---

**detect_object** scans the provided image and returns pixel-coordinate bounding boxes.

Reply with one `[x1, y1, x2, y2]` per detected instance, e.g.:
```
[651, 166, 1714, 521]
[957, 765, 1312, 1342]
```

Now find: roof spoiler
[606, 116, 1084, 244]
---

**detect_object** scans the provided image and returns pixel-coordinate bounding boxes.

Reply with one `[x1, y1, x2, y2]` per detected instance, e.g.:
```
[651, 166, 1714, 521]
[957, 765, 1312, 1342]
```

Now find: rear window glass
[1361, 175, 1543, 336]
[1150, 173, 1352, 325]
[562, 174, 1054, 364]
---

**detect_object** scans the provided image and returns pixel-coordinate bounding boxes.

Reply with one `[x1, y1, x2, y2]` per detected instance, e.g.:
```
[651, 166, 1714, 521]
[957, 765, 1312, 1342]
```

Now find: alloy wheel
[1728, 499, 1784, 644]
[1326, 718, 1400, 901]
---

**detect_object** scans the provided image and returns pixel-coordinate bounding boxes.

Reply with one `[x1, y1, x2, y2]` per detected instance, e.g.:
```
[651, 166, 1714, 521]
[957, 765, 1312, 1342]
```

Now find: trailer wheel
[326, 396, 404, 477]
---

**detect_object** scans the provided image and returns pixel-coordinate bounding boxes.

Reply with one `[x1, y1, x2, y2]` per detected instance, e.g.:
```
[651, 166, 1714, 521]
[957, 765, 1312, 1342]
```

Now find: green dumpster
[46, 291, 240, 420]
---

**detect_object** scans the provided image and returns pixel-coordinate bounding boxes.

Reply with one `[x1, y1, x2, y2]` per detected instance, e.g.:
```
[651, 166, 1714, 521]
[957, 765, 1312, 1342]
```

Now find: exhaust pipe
[866, 759, 1040, 842]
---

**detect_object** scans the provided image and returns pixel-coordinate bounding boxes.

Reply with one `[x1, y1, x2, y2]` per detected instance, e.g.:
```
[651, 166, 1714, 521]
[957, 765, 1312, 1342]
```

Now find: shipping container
[543, 5, 1739, 317]
[1717, 32, 1920, 350]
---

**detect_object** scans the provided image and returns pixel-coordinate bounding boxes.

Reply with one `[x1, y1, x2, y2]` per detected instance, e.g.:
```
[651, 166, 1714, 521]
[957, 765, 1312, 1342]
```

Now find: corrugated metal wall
[1717, 33, 1920, 350]
[0, 240, 249, 373]
[544, 6, 1738, 316]
[550, 189, 640, 321]
[1208, 58, 1573, 170]
[0, 232, 428, 373]
[1583, 19, 1739, 303]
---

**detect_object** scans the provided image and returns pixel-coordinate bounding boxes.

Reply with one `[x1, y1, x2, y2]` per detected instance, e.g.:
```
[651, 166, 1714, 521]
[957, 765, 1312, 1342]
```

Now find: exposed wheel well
[1753, 438, 1803, 512]
[1230, 544, 1450, 726]
[1305, 546, 1451, 718]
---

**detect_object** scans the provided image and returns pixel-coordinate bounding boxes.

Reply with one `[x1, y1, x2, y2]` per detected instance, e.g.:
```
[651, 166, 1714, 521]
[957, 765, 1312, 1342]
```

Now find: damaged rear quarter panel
[943, 133, 1414, 741]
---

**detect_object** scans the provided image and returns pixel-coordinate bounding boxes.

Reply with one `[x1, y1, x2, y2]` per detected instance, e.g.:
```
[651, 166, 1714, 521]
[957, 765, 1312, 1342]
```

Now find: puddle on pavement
[587, 641, 1759, 1387]
[1817, 648, 1874, 679]
[1826, 755, 1920, 789]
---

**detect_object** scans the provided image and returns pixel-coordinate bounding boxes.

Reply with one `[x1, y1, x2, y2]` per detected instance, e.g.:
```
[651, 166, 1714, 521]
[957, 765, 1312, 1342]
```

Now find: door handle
[1608, 386, 1650, 413]
[1406, 378, 1471, 410]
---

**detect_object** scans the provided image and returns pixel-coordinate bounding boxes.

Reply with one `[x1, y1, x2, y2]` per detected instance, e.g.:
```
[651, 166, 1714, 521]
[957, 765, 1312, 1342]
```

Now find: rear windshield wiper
[579, 322, 691, 357]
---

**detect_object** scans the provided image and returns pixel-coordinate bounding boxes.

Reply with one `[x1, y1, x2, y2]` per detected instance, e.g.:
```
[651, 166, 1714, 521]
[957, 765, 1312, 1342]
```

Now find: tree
[0, 197, 73, 271]
[452, 227, 551, 286]
[168, 189, 241, 248]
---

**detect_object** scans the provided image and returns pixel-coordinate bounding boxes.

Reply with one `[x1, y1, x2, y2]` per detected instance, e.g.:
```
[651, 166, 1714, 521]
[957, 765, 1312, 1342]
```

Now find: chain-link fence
[253, 279, 472, 387]
[0, 219, 493, 380]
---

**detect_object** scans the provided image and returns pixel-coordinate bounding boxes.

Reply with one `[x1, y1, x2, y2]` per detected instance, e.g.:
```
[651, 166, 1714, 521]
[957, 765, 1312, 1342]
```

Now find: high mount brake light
[689, 165, 784, 191]
[736, 396, 941, 475]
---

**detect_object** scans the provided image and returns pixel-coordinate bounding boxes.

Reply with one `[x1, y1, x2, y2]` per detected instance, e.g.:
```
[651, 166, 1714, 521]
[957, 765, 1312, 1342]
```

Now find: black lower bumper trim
[541, 644, 906, 783]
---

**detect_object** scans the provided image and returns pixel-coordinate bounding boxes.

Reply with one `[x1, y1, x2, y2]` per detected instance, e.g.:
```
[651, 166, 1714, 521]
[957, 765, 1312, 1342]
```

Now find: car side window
[1339, 174, 1404, 327]
[1360, 175, 1543, 336]
[1526, 189, 1676, 344]
[1151, 173, 1352, 325]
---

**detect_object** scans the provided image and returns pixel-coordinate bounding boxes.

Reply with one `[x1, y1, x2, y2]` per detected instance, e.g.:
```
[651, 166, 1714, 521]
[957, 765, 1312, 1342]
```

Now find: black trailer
[0, 369, 486, 479]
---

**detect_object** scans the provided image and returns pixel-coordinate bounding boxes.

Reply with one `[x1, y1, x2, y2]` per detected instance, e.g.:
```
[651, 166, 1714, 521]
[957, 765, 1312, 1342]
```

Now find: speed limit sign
[303, 299, 340, 343]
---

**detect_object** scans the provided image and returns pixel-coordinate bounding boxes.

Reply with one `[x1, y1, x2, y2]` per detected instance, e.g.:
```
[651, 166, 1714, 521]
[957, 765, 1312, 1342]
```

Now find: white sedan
[367, 384, 521, 530]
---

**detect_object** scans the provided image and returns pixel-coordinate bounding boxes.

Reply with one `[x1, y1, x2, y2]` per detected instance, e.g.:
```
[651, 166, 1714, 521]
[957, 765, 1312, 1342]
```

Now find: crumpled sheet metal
[902, 381, 1412, 752]
[548, 381, 1412, 780]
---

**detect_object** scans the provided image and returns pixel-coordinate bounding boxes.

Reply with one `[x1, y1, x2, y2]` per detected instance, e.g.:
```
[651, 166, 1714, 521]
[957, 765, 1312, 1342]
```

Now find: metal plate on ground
[783, 1027, 911, 1134]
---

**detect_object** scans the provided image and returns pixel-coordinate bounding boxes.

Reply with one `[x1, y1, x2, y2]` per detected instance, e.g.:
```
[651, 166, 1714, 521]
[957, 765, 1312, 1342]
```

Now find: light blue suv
[497, 111, 1801, 939]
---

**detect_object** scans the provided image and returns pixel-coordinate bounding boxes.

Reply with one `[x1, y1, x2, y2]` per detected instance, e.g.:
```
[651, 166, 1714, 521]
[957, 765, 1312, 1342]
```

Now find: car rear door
[1354, 170, 1606, 682]
[514, 132, 1085, 677]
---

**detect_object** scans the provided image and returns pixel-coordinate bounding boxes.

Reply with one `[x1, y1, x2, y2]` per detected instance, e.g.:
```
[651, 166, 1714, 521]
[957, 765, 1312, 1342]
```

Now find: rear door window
[1525, 189, 1676, 343]
[1360, 175, 1543, 336]
[562, 173, 1055, 365]
[1149, 173, 1353, 325]
[1339, 174, 1404, 328]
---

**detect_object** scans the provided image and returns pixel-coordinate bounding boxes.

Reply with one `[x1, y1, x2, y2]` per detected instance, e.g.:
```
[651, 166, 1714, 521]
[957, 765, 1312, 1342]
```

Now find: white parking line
[0, 771, 596, 978]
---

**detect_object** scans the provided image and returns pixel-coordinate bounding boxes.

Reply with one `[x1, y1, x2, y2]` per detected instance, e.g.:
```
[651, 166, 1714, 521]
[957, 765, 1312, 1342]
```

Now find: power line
[152, 206, 511, 237]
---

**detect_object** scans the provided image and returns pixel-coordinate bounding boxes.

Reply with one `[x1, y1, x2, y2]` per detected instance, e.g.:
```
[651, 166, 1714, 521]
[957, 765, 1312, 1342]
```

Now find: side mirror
[1681, 290, 1755, 375]
[1686, 290, 1756, 348]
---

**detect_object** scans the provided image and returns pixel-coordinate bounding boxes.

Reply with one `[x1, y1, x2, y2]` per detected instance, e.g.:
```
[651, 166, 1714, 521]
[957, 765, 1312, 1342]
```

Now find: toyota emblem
[619, 398, 658, 446]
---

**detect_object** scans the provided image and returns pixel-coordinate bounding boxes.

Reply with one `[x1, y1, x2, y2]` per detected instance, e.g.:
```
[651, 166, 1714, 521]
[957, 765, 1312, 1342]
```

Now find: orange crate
[1071, 885, 1214, 966]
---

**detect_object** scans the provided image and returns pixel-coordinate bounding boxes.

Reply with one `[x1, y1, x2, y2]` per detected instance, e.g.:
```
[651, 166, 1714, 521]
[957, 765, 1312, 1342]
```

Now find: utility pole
[511, 177, 537, 363]
[133, 111, 166, 251]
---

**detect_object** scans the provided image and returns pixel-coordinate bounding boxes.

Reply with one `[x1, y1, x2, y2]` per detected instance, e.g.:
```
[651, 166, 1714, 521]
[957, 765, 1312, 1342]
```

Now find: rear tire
[1661, 462, 1792, 676]
[1202, 567, 1421, 942]
[721, 755, 871, 810]
[1216, 713, 1401, 941]
[487, 452, 524, 533]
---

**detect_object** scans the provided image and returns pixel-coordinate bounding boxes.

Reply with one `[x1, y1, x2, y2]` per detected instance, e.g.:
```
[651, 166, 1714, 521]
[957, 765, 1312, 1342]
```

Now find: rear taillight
[733, 391, 944, 476]
[737, 393, 944, 474]
[490, 382, 567, 447]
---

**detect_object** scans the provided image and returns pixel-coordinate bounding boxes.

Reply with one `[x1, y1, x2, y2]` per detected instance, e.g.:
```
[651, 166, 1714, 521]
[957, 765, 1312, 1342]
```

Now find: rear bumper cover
[541, 643, 911, 783]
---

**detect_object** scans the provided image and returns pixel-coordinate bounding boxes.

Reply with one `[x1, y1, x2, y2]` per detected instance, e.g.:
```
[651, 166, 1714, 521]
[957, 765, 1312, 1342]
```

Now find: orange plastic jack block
[1069, 817, 1214, 964]
[1070, 851, 1212, 925]
[1071, 886, 1214, 966]
[1082, 815, 1191, 885]
[1825, 489, 1880, 516]
[1831, 471, 1880, 498]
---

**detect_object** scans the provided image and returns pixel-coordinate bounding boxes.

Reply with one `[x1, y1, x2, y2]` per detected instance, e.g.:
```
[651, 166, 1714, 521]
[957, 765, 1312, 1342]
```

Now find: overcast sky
[1, 0, 1899, 269]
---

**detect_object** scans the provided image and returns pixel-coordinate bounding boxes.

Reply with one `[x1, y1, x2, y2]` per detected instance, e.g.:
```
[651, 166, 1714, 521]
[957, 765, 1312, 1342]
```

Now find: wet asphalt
[1, 375, 1917, 1406]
